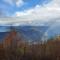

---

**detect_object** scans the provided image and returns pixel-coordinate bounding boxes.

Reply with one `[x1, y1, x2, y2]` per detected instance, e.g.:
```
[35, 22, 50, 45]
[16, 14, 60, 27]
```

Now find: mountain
[0, 32, 9, 42]
[16, 26, 49, 41]
[0, 26, 49, 43]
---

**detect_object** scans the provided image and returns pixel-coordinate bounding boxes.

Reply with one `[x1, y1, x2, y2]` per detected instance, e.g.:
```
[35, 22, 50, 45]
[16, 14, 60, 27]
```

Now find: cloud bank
[15, 0, 60, 22]
[0, 0, 60, 26]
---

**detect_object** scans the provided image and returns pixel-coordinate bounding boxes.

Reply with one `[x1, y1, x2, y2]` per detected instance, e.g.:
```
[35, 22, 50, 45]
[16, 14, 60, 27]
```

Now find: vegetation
[0, 30, 60, 60]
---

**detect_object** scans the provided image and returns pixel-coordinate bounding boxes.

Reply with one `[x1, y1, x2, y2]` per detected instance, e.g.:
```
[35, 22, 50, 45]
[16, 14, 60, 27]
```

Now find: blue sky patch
[0, 0, 51, 16]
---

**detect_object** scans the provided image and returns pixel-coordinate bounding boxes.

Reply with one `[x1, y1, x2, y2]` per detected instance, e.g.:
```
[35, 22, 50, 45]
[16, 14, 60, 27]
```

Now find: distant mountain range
[0, 21, 60, 43]
[0, 26, 49, 42]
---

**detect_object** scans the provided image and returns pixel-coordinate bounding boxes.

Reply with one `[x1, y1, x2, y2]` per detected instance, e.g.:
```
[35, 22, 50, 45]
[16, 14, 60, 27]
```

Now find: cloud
[0, 0, 60, 26]
[15, 0, 60, 22]
[3, 0, 25, 7]
[16, 0, 24, 7]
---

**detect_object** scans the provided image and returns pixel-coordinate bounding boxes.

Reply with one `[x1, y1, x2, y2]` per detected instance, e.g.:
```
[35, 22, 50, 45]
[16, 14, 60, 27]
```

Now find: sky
[0, 0, 60, 24]
[0, 0, 50, 17]
[0, 0, 60, 25]
[0, 0, 60, 37]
